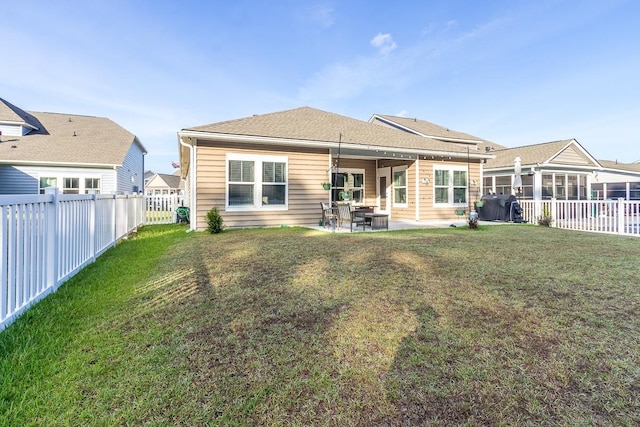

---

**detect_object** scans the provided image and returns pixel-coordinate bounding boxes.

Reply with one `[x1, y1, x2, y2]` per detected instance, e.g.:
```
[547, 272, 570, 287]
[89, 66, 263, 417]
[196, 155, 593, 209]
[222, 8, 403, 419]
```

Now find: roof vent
[73, 131, 77, 137]
[485, 146, 491, 152]
[68, 117, 72, 122]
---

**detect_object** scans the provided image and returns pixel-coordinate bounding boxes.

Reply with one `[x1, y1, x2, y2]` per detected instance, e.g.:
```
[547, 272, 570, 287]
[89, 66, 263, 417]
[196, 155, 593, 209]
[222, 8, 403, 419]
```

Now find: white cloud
[370, 33, 397, 56]
[396, 110, 409, 117]
[304, 4, 335, 28]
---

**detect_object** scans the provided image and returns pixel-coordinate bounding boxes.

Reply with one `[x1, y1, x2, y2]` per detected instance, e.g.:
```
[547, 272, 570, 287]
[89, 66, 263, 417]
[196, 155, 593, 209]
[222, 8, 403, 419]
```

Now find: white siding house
[0, 97, 146, 195]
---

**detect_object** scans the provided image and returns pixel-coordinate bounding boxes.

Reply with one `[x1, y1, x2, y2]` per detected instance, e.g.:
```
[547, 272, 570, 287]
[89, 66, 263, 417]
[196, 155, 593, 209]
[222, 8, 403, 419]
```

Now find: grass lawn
[1, 224, 639, 426]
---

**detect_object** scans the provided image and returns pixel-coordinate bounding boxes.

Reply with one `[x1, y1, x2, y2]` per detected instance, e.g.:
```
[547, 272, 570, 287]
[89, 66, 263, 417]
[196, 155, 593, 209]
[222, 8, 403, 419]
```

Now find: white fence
[1, 192, 145, 331]
[144, 194, 187, 225]
[519, 198, 640, 237]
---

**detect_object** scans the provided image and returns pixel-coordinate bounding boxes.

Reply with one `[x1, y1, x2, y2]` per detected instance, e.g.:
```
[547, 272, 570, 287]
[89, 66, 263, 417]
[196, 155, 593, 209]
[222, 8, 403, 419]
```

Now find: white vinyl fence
[144, 194, 187, 225]
[519, 198, 640, 237]
[1, 191, 145, 331]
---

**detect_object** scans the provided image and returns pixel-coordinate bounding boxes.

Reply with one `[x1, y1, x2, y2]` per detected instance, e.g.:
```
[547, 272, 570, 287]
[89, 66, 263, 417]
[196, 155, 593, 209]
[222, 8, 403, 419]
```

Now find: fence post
[89, 191, 97, 263]
[617, 198, 625, 235]
[111, 194, 117, 248]
[550, 198, 557, 228]
[44, 188, 59, 289]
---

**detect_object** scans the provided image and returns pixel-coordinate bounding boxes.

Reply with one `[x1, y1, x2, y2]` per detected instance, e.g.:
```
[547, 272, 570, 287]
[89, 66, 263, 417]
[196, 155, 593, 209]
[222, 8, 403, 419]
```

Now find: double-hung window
[63, 177, 80, 194]
[393, 167, 407, 206]
[227, 154, 287, 210]
[434, 168, 467, 205]
[228, 159, 255, 206]
[39, 177, 57, 194]
[85, 178, 101, 194]
[262, 161, 286, 205]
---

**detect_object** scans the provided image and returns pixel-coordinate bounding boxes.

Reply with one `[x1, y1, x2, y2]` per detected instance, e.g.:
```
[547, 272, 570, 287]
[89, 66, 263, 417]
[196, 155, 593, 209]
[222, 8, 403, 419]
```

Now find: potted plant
[322, 182, 331, 190]
[475, 200, 484, 208]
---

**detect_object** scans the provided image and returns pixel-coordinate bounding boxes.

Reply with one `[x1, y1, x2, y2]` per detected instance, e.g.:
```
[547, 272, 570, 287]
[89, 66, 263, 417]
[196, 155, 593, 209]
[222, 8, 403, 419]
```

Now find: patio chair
[335, 202, 366, 232]
[321, 202, 337, 228]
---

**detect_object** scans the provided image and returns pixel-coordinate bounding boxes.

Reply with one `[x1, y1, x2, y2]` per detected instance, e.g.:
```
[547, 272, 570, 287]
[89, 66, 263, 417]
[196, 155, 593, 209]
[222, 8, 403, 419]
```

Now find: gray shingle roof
[370, 114, 507, 150]
[183, 107, 492, 156]
[155, 173, 183, 189]
[0, 101, 144, 166]
[598, 160, 640, 173]
[486, 139, 585, 168]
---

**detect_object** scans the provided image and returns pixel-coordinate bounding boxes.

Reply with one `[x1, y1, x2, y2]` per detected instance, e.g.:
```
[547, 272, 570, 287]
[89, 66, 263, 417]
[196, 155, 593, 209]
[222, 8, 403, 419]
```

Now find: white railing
[519, 198, 640, 237]
[144, 194, 187, 225]
[1, 191, 144, 331]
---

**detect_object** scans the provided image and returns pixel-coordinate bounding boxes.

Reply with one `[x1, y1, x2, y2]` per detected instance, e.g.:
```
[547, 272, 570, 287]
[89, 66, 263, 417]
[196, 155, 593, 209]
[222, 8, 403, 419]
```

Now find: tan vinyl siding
[374, 159, 482, 222]
[551, 146, 591, 165]
[421, 161, 482, 221]
[194, 140, 330, 229]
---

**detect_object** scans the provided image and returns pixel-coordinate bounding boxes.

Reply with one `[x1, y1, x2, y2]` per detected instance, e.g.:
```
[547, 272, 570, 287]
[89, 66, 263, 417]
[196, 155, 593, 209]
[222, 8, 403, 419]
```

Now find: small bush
[206, 207, 224, 233]
[538, 206, 553, 227]
[538, 215, 553, 227]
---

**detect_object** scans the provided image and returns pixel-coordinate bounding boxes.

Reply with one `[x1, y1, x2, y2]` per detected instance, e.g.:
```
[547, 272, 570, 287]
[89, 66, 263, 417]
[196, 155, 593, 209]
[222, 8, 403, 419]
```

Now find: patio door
[377, 167, 391, 214]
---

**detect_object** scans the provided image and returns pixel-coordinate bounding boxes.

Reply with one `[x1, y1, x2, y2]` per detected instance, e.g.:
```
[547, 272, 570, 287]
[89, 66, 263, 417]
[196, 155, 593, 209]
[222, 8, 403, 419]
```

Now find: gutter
[178, 135, 197, 232]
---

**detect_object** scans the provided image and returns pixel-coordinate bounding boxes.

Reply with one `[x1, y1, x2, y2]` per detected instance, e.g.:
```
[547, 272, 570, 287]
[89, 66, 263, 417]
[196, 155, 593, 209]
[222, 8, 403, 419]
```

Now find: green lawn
[1, 224, 639, 426]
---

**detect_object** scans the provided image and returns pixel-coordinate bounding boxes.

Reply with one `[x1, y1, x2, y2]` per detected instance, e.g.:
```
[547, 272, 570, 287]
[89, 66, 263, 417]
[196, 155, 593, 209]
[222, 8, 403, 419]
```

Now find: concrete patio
[308, 218, 514, 233]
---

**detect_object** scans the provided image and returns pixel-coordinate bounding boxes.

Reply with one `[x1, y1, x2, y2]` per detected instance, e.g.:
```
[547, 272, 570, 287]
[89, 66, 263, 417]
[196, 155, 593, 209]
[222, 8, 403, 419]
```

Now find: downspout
[415, 155, 420, 221]
[179, 136, 197, 232]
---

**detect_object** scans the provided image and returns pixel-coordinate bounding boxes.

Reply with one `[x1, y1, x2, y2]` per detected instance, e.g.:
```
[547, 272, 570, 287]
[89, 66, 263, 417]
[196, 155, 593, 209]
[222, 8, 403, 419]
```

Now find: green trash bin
[176, 206, 190, 223]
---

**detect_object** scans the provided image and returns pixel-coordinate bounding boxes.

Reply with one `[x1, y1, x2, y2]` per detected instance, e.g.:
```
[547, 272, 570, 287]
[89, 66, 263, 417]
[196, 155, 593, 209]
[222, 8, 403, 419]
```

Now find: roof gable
[0, 98, 41, 132]
[147, 173, 182, 189]
[549, 144, 592, 165]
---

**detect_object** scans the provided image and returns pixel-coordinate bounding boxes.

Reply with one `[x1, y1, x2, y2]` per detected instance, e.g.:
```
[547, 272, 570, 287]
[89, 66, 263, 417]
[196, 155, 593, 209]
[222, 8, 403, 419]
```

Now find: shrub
[538, 206, 553, 227]
[206, 206, 224, 233]
[537, 215, 553, 227]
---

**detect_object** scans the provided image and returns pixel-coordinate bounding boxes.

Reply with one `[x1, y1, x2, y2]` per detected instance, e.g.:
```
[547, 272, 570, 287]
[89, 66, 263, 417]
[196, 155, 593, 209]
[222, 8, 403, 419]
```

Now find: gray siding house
[0, 97, 146, 195]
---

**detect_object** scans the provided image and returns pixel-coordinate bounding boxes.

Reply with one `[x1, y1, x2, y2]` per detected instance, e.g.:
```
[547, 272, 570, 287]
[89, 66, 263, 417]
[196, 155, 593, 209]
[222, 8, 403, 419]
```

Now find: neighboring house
[482, 139, 640, 201]
[178, 107, 494, 230]
[145, 172, 184, 195]
[144, 169, 156, 187]
[0, 97, 146, 195]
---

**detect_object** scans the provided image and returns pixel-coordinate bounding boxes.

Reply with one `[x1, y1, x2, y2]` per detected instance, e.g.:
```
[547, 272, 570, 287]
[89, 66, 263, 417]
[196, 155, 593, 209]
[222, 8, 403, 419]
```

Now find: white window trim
[393, 166, 408, 208]
[39, 173, 103, 194]
[433, 166, 468, 207]
[226, 153, 288, 212]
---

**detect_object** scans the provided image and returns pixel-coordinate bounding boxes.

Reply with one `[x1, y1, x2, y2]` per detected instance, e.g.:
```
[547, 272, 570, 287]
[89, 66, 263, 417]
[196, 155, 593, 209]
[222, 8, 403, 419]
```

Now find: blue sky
[2, 0, 639, 173]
